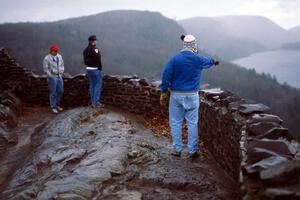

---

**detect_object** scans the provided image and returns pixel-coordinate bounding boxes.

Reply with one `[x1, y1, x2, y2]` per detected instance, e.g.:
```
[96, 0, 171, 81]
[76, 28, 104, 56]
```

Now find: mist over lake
[232, 50, 300, 88]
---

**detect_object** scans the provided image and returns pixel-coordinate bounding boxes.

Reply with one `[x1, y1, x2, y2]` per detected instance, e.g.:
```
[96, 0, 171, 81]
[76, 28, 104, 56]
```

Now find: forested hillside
[0, 10, 184, 76]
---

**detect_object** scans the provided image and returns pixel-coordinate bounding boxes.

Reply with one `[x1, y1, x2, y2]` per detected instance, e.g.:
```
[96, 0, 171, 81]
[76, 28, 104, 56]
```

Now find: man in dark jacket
[83, 35, 103, 107]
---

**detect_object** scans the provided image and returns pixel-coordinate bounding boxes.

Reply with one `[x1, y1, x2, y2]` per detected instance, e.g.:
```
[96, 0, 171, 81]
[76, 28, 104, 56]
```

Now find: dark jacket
[83, 44, 102, 70]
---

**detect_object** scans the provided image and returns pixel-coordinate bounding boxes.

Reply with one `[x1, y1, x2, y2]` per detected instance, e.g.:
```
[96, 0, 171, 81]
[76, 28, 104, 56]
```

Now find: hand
[160, 93, 168, 106]
[214, 60, 220, 66]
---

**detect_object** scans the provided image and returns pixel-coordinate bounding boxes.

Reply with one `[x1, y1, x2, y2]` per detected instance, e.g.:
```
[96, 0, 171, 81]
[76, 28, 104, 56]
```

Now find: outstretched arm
[199, 55, 219, 69]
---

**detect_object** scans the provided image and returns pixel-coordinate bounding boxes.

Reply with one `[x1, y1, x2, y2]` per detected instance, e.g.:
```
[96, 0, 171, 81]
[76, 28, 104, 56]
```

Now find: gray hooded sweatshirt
[43, 53, 64, 77]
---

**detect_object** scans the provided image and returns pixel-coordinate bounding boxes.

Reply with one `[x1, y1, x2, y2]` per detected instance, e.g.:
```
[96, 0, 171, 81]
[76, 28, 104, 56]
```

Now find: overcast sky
[1, 0, 299, 29]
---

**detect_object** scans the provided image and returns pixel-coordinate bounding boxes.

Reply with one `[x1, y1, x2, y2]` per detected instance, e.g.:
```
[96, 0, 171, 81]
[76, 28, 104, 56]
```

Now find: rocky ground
[0, 107, 54, 193]
[0, 107, 239, 200]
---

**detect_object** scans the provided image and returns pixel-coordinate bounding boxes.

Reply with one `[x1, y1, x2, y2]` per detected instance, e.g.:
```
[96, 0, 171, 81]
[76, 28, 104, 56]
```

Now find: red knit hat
[49, 44, 59, 53]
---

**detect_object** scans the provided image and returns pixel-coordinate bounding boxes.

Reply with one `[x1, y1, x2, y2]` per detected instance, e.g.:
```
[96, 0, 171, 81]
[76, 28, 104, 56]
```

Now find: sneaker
[57, 106, 63, 112]
[95, 102, 104, 108]
[171, 149, 181, 157]
[51, 108, 58, 114]
[189, 152, 200, 159]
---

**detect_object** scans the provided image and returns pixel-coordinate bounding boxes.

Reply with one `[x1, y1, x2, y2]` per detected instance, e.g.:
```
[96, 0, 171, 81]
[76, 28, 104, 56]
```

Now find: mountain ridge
[288, 25, 300, 42]
[179, 15, 296, 60]
[0, 10, 184, 76]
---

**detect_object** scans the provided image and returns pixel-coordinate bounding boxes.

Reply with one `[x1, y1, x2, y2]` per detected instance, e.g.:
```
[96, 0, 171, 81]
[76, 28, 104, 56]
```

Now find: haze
[1, 0, 300, 29]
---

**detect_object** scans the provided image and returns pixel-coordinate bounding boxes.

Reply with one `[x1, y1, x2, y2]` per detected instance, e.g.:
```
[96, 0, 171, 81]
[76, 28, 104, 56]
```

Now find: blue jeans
[48, 76, 64, 109]
[87, 69, 102, 105]
[169, 92, 200, 154]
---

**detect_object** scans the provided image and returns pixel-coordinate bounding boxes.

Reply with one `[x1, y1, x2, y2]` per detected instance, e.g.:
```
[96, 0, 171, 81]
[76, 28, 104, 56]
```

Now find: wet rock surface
[239, 103, 271, 115]
[257, 127, 292, 141]
[246, 148, 284, 165]
[0, 90, 22, 160]
[246, 139, 296, 157]
[260, 160, 300, 186]
[246, 114, 283, 125]
[247, 121, 282, 137]
[0, 107, 54, 193]
[262, 187, 300, 200]
[0, 107, 239, 200]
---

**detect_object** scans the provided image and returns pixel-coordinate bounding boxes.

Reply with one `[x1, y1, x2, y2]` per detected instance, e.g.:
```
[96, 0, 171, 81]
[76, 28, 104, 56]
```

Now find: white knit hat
[181, 34, 198, 53]
[183, 35, 196, 43]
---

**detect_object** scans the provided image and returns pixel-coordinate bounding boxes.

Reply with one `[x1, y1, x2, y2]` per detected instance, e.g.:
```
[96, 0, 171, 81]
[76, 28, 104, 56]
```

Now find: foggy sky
[1, 0, 300, 29]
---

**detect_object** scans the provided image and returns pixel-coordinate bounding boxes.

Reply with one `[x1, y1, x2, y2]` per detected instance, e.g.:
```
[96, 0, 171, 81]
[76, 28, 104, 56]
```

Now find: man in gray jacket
[43, 44, 64, 113]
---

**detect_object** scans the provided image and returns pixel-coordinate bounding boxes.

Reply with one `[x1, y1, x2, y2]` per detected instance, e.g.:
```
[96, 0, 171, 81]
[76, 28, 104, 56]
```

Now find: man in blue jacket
[160, 34, 219, 158]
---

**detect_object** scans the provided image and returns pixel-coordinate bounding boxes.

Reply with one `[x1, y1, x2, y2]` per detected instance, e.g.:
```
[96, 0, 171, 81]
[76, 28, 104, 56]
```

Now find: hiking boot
[57, 106, 63, 112]
[171, 149, 181, 157]
[189, 152, 200, 159]
[51, 108, 58, 114]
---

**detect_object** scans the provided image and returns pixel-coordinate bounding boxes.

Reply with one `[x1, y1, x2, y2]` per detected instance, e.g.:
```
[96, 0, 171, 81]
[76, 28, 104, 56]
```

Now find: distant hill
[231, 50, 300, 88]
[288, 26, 300, 42]
[179, 17, 265, 60]
[179, 15, 287, 60]
[0, 10, 184, 76]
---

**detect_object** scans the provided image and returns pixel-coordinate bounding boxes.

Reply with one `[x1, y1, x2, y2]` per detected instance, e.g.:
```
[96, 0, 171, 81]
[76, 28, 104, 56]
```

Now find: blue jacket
[160, 51, 215, 92]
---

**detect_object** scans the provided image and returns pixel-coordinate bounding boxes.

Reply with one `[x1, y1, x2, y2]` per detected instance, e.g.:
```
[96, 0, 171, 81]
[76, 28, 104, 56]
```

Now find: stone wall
[0, 48, 166, 115]
[1, 47, 300, 199]
[200, 89, 300, 199]
[199, 89, 244, 181]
